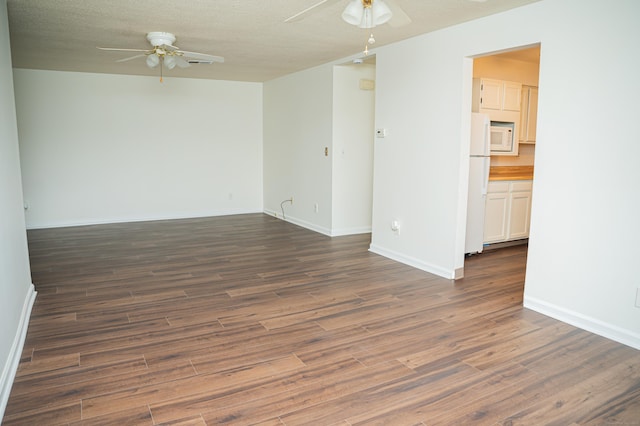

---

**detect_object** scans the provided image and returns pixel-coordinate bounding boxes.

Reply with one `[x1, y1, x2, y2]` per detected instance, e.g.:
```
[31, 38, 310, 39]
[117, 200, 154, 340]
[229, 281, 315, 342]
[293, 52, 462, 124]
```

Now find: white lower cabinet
[484, 180, 532, 244]
[483, 182, 509, 243]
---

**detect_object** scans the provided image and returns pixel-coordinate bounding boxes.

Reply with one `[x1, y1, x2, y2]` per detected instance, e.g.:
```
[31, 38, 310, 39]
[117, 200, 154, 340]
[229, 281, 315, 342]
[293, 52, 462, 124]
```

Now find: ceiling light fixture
[146, 54, 160, 68]
[342, 0, 392, 29]
[164, 56, 176, 70]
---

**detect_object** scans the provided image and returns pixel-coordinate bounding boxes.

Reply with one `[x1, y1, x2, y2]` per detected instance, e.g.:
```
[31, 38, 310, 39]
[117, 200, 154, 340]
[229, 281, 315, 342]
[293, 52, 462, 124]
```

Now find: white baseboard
[330, 226, 372, 237]
[524, 295, 640, 350]
[264, 209, 332, 236]
[368, 243, 454, 280]
[25, 209, 262, 230]
[0, 283, 36, 420]
[263, 210, 372, 238]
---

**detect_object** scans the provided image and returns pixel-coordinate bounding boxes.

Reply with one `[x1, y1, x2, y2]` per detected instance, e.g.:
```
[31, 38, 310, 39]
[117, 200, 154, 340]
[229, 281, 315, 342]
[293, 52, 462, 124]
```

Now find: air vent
[359, 79, 375, 91]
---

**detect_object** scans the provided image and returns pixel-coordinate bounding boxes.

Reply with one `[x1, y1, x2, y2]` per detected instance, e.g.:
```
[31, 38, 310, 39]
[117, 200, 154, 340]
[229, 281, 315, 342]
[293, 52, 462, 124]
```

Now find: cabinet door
[519, 87, 530, 142]
[480, 79, 503, 110]
[502, 81, 522, 112]
[508, 188, 532, 240]
[483, 187, 509, 243]
[526, 87, 538, 143]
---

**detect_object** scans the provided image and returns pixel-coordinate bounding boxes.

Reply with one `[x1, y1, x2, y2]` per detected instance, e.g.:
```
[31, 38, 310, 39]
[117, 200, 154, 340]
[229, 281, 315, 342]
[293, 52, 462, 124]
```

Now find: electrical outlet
[290, 196, 294, 205]
[635, 288, 640, 308]
[314, 203, 319, 213]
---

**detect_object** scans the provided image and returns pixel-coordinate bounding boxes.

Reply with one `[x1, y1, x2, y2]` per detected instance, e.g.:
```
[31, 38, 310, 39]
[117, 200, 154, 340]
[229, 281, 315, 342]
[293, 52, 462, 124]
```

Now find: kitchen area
[465, 45, 540, 254]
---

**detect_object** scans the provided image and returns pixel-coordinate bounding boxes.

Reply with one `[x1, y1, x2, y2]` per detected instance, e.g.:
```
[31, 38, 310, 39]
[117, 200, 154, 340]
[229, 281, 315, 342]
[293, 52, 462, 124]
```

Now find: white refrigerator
[465, 113, 491, 254]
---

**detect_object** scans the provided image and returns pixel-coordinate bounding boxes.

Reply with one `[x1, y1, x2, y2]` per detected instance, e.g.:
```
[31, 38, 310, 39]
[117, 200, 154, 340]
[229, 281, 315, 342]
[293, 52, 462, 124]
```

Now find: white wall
[0, 0, 36, 417]
[332, 63, 375, 235]
[14, 69, 263, 228]
[372, 0, 640, 347]
[520, 0, 640, 348]
[370, 31, 470, 279]
[263, 64, 334, 234]
[262, 62, 375, 236]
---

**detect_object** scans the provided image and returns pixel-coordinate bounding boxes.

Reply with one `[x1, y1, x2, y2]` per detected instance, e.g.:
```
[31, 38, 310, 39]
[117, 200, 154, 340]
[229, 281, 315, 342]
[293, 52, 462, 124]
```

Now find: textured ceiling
[6, 0, 541, 82]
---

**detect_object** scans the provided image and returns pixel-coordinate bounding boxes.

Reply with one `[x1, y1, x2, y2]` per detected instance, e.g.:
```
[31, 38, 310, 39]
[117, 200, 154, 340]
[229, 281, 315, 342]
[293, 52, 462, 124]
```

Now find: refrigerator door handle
[481, 158, 490, 196]
[483, 121, 491, 156]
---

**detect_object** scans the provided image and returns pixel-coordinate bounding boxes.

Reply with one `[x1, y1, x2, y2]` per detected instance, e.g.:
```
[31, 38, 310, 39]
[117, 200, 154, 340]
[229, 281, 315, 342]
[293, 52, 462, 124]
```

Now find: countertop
[489, 166, 534, 181]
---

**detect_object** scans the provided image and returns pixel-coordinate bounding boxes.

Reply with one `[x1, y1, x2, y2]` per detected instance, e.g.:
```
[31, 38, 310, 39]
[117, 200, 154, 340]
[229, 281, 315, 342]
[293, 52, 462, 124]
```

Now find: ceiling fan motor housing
[146, 32, 176, 47]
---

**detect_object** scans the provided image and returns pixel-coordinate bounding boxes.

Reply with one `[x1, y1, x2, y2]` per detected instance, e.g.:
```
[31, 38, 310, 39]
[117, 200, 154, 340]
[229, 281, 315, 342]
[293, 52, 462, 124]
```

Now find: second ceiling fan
[285, 0, 411, 28]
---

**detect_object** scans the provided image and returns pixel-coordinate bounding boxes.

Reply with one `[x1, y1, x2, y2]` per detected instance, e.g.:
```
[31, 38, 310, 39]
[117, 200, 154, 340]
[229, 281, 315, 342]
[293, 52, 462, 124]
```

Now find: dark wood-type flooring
[4, 213, 640, 425]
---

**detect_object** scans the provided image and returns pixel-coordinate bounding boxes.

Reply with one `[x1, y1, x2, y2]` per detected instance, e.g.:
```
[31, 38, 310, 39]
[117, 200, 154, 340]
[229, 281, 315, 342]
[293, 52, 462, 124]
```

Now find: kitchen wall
[0, 0, 35, 416]
[14, 69, 263, 229]
[473, 53, 539, 167]
[473, 54, 539, 86]
[372, 0, 640, 348]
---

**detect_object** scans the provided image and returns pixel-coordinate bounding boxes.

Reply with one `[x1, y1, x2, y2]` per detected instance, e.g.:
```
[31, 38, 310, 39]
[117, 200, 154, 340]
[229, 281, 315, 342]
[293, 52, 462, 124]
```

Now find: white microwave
[490, 122, 515, 152]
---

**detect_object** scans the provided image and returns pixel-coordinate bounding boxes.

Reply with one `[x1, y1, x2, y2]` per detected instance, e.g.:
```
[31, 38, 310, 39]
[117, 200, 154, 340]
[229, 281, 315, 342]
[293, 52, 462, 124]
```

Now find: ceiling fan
[98, 32, 224, 82]
[285, 0, 411, 28]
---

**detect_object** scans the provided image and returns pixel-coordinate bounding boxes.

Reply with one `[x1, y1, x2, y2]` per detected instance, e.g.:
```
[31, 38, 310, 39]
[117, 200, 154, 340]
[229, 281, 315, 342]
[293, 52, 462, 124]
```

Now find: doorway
[463, 44, 541, 277]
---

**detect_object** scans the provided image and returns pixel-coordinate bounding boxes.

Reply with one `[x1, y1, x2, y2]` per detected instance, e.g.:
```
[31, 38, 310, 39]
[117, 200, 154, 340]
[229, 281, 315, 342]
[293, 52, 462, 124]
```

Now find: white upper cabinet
[478, 79, 503, 110]
[502, 81, 523, 112]
[472, 78, 522, 156]
[473, 78, 522, 113]
[519, 85, 538, 144]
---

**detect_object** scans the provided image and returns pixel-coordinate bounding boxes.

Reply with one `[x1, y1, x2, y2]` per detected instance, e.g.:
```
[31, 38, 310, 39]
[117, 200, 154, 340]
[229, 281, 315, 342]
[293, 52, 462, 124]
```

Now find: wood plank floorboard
[4, 213, 639, 425]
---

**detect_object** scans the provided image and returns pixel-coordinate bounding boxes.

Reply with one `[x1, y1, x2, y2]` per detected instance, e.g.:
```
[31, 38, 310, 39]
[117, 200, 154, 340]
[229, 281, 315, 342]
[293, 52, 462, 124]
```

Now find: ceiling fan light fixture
[146, 54, 160, 68]
[99, 31, 224, 83]
[342, 0, 392, 29]
[164, 55, 176, 70]
[360, 7, 373, 28]
[371, 1, 392, 26]
[341, 0, 364, 25]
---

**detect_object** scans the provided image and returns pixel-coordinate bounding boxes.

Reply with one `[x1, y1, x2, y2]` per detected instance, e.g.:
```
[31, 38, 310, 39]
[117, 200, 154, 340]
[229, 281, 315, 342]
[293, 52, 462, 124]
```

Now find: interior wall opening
[463, 44, 541, 287]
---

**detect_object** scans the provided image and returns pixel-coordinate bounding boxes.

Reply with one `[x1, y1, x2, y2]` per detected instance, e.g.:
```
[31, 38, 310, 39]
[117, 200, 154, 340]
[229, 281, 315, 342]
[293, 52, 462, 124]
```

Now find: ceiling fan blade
[284, 0, 338, 23]
[97, 47, 150, 53]
[180, 50, 224, 63]
[115, 54, 147, 63]
[386, 0, 412, 27]
[175, 57, 191, 68]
